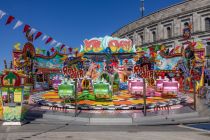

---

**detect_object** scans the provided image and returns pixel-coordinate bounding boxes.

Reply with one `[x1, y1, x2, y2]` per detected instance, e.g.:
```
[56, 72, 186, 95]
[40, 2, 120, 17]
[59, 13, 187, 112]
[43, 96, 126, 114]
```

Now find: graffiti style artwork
[81, 36, 135, 53]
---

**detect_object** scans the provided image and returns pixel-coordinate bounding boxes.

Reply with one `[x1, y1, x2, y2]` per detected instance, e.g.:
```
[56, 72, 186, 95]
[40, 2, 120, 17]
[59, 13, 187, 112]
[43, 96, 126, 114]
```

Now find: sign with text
[62, 66, 84, 79]
[133, 65, 155, 78]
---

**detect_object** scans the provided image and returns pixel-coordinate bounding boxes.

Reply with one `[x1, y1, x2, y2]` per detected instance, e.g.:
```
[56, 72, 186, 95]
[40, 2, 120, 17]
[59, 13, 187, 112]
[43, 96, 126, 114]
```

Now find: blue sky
[0, 0, 183, 70]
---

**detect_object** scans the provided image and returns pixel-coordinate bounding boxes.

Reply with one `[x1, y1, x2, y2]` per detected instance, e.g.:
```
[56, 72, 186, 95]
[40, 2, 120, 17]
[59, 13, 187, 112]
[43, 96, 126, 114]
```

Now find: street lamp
[143, 78, 147, 116]
[140, 0, 145, 18]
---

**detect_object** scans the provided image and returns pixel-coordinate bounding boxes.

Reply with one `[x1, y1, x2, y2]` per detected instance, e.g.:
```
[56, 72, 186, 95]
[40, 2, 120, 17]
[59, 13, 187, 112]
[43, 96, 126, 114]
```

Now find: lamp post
[140, 0, 145, 18]
[193, 79, 196, 111]
[74, 78, 78, 117]
[143, 78, 147, 116]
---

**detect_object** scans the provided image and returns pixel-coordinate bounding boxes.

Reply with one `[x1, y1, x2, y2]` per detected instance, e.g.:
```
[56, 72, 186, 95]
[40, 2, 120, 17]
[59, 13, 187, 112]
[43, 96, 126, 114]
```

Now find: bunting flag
[0, 9, 71, 52]
[36, 48, 41, 54]
[62, 47, 67, 53]
[13, 20, 23, 29]
[42, 49, 46, 54]
[23, 24, 30, 33]
[60, 44, 65, 50]
[68, 47, 72, 53]
[45, 37, 52, 44]
[29, 28, 37, 36]
[0, 10, 6, 19]
[160, 45, 165, 51]
[136, 47, 142, 52]
[6, 16, 15, 25]
[13, 43, 21, 50]
[55, 42, 62, 47]
[42, 35, 48, 41]
[149, 47, 154, 52]
[50, 39, 57, 46]
[55, 46, 60, 51]
[142, 47, 148, 51]
[35, 32, 42, 40]
[50, 47, 55, 52]
[155, 45, 161, 52]
[74, 48, 79, 51]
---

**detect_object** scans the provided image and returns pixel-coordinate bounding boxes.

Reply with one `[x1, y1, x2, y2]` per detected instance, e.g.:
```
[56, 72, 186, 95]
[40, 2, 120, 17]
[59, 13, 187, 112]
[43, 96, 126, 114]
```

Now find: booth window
[205, 17, 210, 31]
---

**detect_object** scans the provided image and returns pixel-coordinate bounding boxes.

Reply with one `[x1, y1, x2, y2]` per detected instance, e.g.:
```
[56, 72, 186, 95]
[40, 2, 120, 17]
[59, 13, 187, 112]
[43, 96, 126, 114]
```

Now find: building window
[152, 31, 156, 42]
[167, 27, 172, 38]
[184, 22, 189, 27]
[205, 18, 210, 31]
[140, 35, 144, 44]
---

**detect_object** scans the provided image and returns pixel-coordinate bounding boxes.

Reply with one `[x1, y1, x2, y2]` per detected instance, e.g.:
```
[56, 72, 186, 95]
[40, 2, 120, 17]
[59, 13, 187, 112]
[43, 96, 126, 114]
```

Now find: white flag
[50, 40, 57, 46]
[55, 42, 61, 47]
[29, 28, 37, 36]
[42, 35, 48, 41]
[13, 20, 23, 29]
[0, 10, 6, 19]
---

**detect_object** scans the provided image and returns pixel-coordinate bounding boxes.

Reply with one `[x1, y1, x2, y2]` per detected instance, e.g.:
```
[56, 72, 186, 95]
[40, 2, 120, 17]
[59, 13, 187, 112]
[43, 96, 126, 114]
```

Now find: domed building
[112, 0, 210, 50]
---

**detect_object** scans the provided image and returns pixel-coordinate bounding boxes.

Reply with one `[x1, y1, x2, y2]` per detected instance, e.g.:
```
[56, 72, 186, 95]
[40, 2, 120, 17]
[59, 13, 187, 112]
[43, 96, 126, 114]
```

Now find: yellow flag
[74, 48, 79, 51]
[137, 47, 142, 52]
[196, 41, 203, 49]
[63, 47, 67, 53]
[14, 43, 21, 50]
[36, 48, 41, 54]
[160, 45, 165, 51]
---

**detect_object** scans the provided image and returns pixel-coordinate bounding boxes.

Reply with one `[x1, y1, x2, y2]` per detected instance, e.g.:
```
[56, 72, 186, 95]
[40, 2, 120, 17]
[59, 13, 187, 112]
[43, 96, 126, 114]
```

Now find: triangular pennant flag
[23, 24, 30, 33]
[50, 40, 57, 46]
[60, 44, 65, 50]
[55, 46, 60, 51]
[0, 10, 6, 19]
[155, 45, 161, 52]
[6, 16, 15, 25]
[142, 47, 148, 51]
[42, 49, 46, 54]
[13, 43, 21, 50]
[50, 47, 55, 52]
[55, 42, 61, 47]
[36, 48, 41, 54]
[68, 47, 73, 53]
[45, 37, 52, 44]
[29, 28, 37, 36]
[42, 35, 48, 41]
[63, 47, 67, 53]
[13, 20, 23, 29]
[35, 32, 42, 40]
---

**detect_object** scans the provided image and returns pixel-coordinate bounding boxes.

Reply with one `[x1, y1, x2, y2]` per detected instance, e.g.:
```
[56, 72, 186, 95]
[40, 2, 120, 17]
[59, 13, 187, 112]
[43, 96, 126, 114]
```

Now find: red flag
[68, 47, 72, 53]
[50, 47, 55, 52]
[23, 25, 30, 33]
[60, 44, 65, 50]
[6, 16, 15, 25]
[35, 32, 42, 40]
[45, 37, 53, 44]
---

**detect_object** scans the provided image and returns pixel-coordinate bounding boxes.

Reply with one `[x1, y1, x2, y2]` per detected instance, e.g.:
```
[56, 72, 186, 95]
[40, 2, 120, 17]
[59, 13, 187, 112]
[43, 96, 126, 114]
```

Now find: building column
[174, 18, 180, 37]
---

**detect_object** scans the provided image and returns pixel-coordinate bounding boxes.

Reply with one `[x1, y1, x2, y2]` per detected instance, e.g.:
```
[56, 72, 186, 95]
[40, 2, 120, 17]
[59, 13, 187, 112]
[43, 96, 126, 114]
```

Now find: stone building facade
[112, 0, 210, 50]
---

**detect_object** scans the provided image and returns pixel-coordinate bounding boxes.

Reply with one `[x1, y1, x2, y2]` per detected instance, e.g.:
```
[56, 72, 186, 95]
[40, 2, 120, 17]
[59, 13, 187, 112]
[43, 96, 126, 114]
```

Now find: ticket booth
[0, 86, 26, 125]
[0, 71, 28, 125]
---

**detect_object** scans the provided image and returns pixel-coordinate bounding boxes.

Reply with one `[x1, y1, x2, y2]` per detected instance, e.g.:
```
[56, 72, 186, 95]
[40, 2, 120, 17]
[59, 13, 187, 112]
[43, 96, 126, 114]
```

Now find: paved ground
[0, 93, 209, 140]
[0, 122, 210, 140]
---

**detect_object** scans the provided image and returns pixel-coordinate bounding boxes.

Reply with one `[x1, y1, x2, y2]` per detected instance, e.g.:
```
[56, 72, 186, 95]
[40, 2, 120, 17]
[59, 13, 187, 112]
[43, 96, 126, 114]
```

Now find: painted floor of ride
[33, 89, 193, 110]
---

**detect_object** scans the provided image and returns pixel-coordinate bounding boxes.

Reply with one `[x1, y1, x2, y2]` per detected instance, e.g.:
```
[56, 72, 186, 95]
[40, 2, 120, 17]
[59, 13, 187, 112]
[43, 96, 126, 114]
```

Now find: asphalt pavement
[0, 122, 210, 140]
